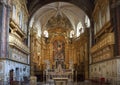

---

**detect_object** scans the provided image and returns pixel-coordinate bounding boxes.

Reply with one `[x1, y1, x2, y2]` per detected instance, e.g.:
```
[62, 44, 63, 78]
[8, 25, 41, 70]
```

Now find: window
[85, 16, 90, 28]
[43, 30, 49, 38]
[12, 5, 16, 20]
[96, 13, 100, 32]
[99, 11, 102, 29]
[19, 12, 23, 28]
[101, 7, 106, 26]
[24, 24, 27, 34]
[70, 30, 74, 38]
[106, 4, 110, 22]
[76, 22, 84, 37]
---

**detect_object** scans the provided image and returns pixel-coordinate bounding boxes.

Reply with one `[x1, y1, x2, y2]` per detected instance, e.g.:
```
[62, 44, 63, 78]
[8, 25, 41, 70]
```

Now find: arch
[27, 0, 94, 19]
[50, 35, 67, 44]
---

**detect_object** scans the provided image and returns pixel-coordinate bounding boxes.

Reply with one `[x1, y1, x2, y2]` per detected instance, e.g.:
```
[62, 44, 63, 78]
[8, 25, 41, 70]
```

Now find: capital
[0, 0, 11, 7]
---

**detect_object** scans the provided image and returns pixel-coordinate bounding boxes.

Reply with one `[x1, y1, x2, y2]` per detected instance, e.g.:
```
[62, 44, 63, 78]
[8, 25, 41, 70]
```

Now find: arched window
[106, 3, 110, 22]
[19, 12, 23, 28]
[85, 16, 90, 28]
[70, 30, 74, 38]
[12, 5, 16, 20]
[99, 11, 102, 29]
[43, 30, 49, 38]
[76, 22, 84, 37]
[24, 24, 27, 34]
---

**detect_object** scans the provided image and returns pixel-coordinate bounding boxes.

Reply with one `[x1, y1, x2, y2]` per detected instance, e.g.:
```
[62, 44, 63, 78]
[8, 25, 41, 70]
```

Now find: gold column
[49, 44, 53, 67]
[73, 47, 77, 64]
[65, 44, 69, 68]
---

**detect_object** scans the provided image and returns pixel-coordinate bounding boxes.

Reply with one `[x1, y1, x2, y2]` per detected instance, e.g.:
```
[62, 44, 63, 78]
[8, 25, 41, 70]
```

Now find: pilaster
[116, 4, 120, 56]
[111, 0, 120, 56]
[0, 0, 10, 58]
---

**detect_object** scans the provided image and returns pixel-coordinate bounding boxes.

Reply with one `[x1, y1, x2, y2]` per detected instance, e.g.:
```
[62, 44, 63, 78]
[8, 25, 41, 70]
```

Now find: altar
[53, 78, 68, 85]
[44, 64, 73, 84]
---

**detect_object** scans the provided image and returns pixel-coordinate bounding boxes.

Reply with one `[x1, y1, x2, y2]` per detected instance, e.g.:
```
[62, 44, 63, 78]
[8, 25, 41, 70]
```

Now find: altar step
[37, 81, 86, 85]
[37, 81, 111, 85]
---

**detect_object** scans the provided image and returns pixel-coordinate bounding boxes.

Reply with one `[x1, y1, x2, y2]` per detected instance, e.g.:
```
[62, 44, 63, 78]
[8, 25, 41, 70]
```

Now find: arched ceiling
[28, 1, 94, 37]
[27, 0, 94, 18]
[31, 2, 87, 29]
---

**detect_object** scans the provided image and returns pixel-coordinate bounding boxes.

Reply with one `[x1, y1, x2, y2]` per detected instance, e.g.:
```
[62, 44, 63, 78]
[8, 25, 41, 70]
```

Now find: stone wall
[4, 60, 30, 82]
[89, 58, 120, 84]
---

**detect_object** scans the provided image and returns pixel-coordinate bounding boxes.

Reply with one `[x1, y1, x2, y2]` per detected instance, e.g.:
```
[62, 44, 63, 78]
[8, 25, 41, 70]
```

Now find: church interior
[0, 0, 120, 85]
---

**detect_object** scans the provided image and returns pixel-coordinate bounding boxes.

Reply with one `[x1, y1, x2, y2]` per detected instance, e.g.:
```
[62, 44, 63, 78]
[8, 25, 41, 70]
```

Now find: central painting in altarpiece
[53, 40, 65, 68]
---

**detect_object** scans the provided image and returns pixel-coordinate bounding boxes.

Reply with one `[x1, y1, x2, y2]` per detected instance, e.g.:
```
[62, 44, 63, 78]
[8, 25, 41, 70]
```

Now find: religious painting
[53, 40, 65, 68]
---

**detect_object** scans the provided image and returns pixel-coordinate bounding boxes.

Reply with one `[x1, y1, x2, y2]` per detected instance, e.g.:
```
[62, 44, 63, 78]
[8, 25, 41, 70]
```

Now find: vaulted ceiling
[27, 0, 95, 37]
[27, 0, 94, 18]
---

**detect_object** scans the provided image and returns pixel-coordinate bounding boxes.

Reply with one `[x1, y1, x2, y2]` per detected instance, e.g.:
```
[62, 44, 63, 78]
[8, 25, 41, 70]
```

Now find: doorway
[9, 69, 14, 85]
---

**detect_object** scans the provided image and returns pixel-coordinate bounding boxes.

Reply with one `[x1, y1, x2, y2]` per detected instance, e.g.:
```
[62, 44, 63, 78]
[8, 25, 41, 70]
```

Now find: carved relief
[91, 33, 115, 63]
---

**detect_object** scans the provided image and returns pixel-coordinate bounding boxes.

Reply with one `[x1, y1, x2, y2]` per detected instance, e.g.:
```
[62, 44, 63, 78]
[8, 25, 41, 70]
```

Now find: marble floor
[37, 81, 94, 85]
[37, 81, 111, 85]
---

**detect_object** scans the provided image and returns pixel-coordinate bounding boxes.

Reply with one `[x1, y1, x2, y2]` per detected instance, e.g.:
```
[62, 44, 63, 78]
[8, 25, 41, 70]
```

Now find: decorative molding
[10, 18, 27, 38]
[91, 33, 115, 53]
[9, 34, 29, 54]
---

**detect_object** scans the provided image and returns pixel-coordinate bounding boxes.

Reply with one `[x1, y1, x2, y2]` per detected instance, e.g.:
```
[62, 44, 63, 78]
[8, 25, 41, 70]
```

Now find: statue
[69, 61, 73, 69]
[44, 60, 50, 70]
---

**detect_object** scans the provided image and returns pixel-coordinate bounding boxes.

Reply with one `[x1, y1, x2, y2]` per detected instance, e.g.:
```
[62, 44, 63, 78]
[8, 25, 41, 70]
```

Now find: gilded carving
[91, 33, 115, 53]
[46, 15, 73, 30]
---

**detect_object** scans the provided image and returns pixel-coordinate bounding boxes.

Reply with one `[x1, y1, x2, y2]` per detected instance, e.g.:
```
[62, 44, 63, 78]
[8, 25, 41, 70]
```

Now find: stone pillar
[111, 0, 120, 56]
[65, 44, 69, 68]
[0, 0, 10, 58]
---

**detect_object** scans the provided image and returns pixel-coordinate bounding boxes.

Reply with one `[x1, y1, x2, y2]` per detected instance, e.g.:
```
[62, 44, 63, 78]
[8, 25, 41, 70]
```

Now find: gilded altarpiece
[53, 40, 65, 68]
